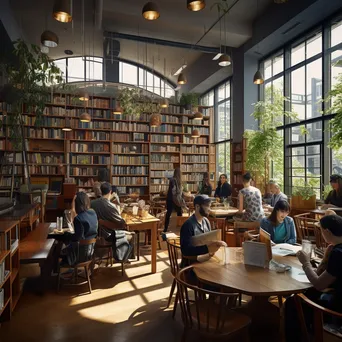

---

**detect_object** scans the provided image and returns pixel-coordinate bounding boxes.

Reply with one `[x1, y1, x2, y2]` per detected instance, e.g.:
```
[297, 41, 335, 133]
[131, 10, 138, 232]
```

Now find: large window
[53, 57, 175, 98]
[261, 15, 342, 198]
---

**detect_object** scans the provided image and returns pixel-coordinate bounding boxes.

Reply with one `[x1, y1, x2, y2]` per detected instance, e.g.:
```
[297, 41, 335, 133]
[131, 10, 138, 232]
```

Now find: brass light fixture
[79, 91, 89, 101]
[53, 0, 72, 23]
[150, 113, 162, 127]
[187, 0, 205, 11]
[191, 129, 200, 138]
[253, 70, 264, 85]
[178, 73, 187, 85]
[62, 117, 72, 131]
[113, 101, 123, 115]
[41, 30, 59, 48]
[193, 111, 203, 120]
[160, 98, 169, 108]
[142, 2, 160, 20]
[218, 54, 231, 67]
[80, 112, 91, 122]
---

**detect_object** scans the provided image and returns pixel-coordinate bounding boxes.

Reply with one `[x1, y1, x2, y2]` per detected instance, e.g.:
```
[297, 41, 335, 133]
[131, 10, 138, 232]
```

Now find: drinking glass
[132, 206, 138, 216]
[302, 239, 312, 257]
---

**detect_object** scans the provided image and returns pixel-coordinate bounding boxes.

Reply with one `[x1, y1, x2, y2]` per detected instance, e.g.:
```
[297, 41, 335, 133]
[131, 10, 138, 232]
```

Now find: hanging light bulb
[160, 98, 169, 108]
[187, 0, 206, 11]
[79, 91, 89, 101]
[53, 0, 72, 23]
[150, 113, 162, 127]
[253, 70, 264, 85]
[193, 112, 203, 120]
[62, 117, 72, 131]
[80, 112, 91, 122]
[218, 54, 231, 67]
[40, 30, 59, 48]
[142, 2, 160, 20]
[113, 101, 123, 115]
[178, 73, 187, 85]
[191, 129, 200, 138]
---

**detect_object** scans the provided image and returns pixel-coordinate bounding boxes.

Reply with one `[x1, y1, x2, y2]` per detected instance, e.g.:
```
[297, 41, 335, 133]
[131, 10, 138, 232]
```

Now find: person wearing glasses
[323, 174, 342, 209]
[214, 174, 232, 201]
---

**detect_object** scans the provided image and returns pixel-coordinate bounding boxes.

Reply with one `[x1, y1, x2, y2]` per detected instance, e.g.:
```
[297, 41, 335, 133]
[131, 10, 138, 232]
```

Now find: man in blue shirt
[180, 195, 226, 264]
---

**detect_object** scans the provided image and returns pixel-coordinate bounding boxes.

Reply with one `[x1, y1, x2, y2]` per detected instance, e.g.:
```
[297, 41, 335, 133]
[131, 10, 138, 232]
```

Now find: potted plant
[244, 85, 298, 193]
[179, 93, 199, 111]
[291, 181, 316, 210]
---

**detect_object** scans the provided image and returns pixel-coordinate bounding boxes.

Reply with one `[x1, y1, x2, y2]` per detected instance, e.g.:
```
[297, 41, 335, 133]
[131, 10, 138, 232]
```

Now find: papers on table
[272, 243, 302, 257]
[243, 241, 269, 268]
[290, 267, 311, 283]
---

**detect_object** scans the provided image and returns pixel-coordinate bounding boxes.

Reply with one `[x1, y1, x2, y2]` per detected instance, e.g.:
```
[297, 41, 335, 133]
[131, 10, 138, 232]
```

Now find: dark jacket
[260, 216, 296, 244]
[214, 182, 232, 198]
[198, 182, 213, 196]
[325, 190, 342, 208]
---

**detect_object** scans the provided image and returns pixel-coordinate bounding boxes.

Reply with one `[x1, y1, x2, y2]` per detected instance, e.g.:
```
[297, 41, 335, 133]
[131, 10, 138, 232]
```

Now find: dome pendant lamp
[41, 30, 59, 48]
[79, 91, 89, 101]
[53, 0, 73, 23]
[160, 98, 169, 108]
[113, 101, 123, 115]
[177, 73, 187, 85]
[150, 113, 162, 128]
[142, 2, 160, 20]
[62, 117, 72, 131]
[191, 129, 200, 138]
[218, 54, 231, 67]
[193, 111, 203, 120]
[187, 0, 206, 12]
[253, 70, 264, 85]
[80, 112, 91, 123]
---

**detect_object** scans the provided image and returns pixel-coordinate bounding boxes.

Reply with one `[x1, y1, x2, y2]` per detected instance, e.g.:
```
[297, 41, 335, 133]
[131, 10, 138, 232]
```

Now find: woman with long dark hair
[260, 200, 296, 244]
[214, 174, 232, 200]
[164, 167, 187, 232]
[198, 172, 213, 196]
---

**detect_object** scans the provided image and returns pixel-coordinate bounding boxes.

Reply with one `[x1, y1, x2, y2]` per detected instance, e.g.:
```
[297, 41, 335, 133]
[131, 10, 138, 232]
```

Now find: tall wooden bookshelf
[230, 139, 247, 197]
[0, 95, 214, 198]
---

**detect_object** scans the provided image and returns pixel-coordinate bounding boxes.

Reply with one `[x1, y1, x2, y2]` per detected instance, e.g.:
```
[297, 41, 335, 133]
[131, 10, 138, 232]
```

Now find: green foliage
[244, 85, 298, 185]
[322, 184, 333, 200]
[326, 70, 342, 150]
[118, 88, 141, 116]
[179, 93, 199, 106]
[292, 180, 316, 200]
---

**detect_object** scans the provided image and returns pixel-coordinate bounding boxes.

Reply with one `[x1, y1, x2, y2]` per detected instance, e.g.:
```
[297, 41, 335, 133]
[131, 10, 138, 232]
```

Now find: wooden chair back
[294, 293, 342, 342]
[234, 221, 260, 230]
[293, 213, 318, 243]
[313, 222, 328, 250]
[166, 238, 181, 277]
[176, 266, 250, 338]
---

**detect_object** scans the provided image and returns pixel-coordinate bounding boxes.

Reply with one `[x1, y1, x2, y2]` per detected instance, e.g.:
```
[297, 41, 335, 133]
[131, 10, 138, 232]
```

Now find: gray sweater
[91, 197, 125, 228]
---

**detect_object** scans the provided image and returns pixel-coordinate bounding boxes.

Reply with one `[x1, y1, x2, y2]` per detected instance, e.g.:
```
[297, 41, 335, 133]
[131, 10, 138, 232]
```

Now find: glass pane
[292, 146, 305, 156]
[54, 59, 66, 80]
[225, 82, 230, 99]
[225, 142, 231, 179]
[332, 147, 342, 174]
[291, 126, 305, 144]
[121, 62, 138, 86]
[331, 20, 342, 47]
[291, 42, 305, 66]
[146, 71, 154, 93]
[307, 145, 320, 155]
[264, 59, 272, 80]
[306, 154, 320, 174]
[160, 80, 165, 97]
[165, 84, 175, 99]
[273, 77, 284, 126]
[217, 143, 226, 175]
[306, 33, 322, 59]
[68, 57, 84, 82]
[306, 122, 322, 142]
[153, 76, 161, 95]
[273, 54, 284, 75]
[139, 68, 145, 87]
[306, 58, 322, 119]
[217, 103, 226, 141]
[291, 67, 305, 120]
[86, 58, 103, 81]
[218, 84, 225, 101]
[225, 101, 231, 140]
[331, 49, 342, 89]
[208, 91, 214, 106]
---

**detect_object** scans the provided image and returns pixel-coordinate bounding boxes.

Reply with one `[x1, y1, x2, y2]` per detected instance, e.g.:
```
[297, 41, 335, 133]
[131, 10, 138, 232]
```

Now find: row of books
[0, 102, 11, 111]
[113, 133, 148, 142]
[29, 166, 64, 174]
[116, 187, 146, 195]
[151, 162, 174, 170]
[112, 166, 148, 175]
[24, 128, 64, 139]
[183, 173, 206, 181]
[151, 155, 179, 162]
[70, 131, 110, 141]
[232, 174, 243, 184]
[181, 164, 208, 172]
[76, 178, 95, 187]
[0, 261, 9, 284]
[150, 185, 168, 193]
[160, 115, 181, 124]
[70, 155, 110, 164]
[184, 127, 209, 135]
[232, 162, 243, 171]
[183, 137, 208, 144]
[1, 166, 24, 174]
[112, 144, 149, 153]
[70, 142, 110, 153]
[113, 122, 149, 132]
[150, 145, 179, 152]
[151, 179, 168, 185]
[152, 125, 182, 133]
[0, 140, 3, 150]
[184, 184, 198, 192]
[113, 155, 149, 164]
[70, 167, 97, 176]
[181, 146, 208, 154]
[0, 288, 4, 310]
[43, 106, 112, 119]
[115, 114, 150, 122]
[22, 116, 65, 127]
[160, 105, 182, 114]
[182, 117, 210, 124]
[150, 171, 167, 177]
[51, 96, 110, 109]
[151, 135, 180, 143]
[29, 153, 64, 164]
[111, 177, 148, 185]
[0, 178, 21, 187]
[76, 121, 113, 129]
[182, 156, 208, 163]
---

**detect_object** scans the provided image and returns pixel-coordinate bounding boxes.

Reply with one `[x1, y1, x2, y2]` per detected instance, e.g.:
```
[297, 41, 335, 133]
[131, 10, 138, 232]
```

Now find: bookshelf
[0, 220, 20, 322]
[230, 139, 247, 197]
[0, 95, 214, 197]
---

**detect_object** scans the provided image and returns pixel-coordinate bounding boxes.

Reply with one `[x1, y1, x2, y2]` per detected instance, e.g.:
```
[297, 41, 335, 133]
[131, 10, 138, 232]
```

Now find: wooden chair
[176, 266, 251, 342]
[156, 210, 167, 249]
[226, 221, 261, 247]
[293, 213, 318, 244]
[313, 221, 329, 251]
[294, 293, 342, 342]
[166, 237, 181, 318]
[57, 238, 96, 294]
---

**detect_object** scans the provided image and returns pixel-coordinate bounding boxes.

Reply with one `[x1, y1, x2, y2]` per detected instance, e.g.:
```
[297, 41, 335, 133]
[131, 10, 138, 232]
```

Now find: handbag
[172, 179, 185, 208]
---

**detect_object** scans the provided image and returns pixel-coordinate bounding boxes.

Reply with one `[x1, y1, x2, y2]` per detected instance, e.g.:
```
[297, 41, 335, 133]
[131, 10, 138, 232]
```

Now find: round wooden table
[193, 249, 312, 335]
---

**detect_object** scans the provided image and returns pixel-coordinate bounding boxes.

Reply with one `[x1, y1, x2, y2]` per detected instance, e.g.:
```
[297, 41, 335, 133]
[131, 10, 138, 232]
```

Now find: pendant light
[218, 54, 231, 67]
[191, 129, 200, 138]
[218, 7, 231, 67]
[142, 2, 160, 20]
[80, 112, 91, 123]
[193, 111, 203, 120]
[178, 73, 187, 85]
[253, 0, 264, 85]
[79, 91, 89, 101]
[113, 101, 123, 115]
[187, 0, 205, 11]
[150, 113, 162, 127]
[41, 30, 59, 48]
[53, 0, 72, 23]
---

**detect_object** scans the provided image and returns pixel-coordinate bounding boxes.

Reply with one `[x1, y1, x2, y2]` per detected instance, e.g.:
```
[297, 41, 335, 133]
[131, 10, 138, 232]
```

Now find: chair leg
[172, 291, 178, 319]
[84, 265, 92, 294]
[167, 278, 176, 308]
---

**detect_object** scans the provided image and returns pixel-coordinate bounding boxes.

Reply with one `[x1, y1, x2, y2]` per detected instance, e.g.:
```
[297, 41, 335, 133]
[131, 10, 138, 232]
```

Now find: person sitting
[198, 172, 213, 196]
[61, 192, 98, 265]
[260, 200, 296, 244]
[93, 168, 110, 198]
[214, 174, 232, 201]
[180, 195, 226, 266]
[237, 172, 264, 222]
[268, 180, 288, 208]
[285, 214, 342, 341]
[324, 174, 342, 208]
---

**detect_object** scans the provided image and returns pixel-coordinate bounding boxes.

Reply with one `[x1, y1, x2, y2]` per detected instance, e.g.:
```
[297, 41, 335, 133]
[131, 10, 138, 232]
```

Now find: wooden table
[209, 207, 239, 240]
[125, 214, 159, 274]
[193, 248, 312, 333]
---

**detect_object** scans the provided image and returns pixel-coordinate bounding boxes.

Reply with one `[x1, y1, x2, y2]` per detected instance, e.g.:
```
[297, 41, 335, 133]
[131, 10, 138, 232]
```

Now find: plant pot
[290, 195, 316, 210]
[183, 104, 191, 111]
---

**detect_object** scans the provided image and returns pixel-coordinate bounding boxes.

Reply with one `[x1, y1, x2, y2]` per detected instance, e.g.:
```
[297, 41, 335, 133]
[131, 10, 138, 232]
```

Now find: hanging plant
[117, 87, 141, 118]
